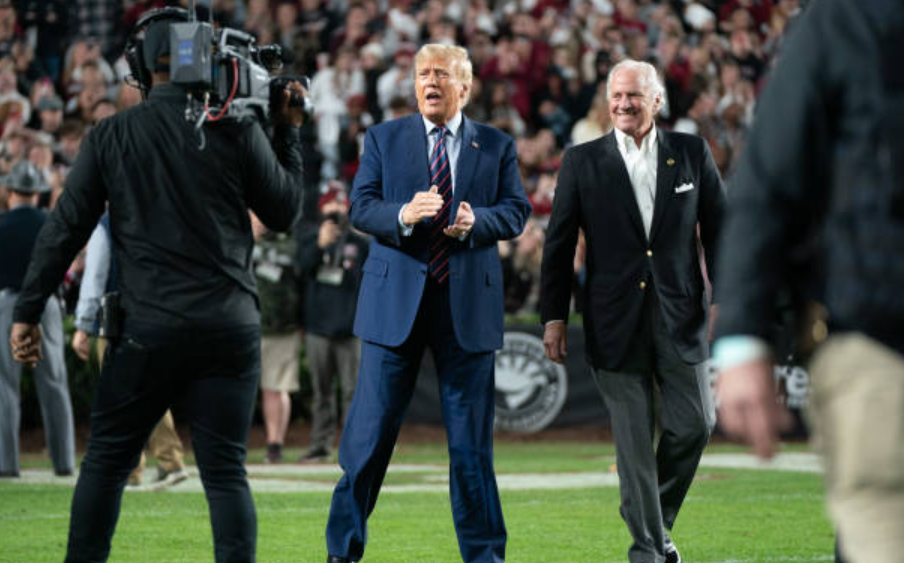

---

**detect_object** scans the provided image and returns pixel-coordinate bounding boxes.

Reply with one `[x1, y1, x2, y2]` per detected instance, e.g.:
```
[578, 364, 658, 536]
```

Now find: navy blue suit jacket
[350, 113, 531, 352]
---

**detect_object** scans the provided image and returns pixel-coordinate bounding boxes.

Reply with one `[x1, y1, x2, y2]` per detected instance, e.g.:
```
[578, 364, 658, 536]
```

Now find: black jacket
[0, 206, 46, 291]
[541, 130, 726, 369]
[14, 84, 305, 329]
[296, 223, 368, 338]
[714, 0, 904, 355]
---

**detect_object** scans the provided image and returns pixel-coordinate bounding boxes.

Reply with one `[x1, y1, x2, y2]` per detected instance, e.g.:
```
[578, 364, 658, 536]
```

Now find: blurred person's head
[415, 44, 473, 125]
[0, 1, 15, 41]
[607, 59, 663, 141]
[625, 29, 650, 61]
[466, 30, 494, 68]
[2, 127, 31, 161]
[318, 181, 350, 222]
[0, 59, 16, 94]
[616, 0, 640, 21]
[720, 60, 741, 90]
[360, 42, 385, 70]
[387, 95, 414, 120]
[28, 137, 54, 170]
[724, 8, 753, 33]
[275, 0, 299, 31]
[57, 119, 85, 164]
[392, 43, 416, 70]
[36, 95, 64, 134]
[1, 160, 48, 205]
[333, 45, 357, 72]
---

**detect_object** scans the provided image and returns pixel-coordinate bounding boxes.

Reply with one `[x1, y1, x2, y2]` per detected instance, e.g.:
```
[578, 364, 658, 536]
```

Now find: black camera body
[125, 7, 312, 124]
[170, 20, 313, 122]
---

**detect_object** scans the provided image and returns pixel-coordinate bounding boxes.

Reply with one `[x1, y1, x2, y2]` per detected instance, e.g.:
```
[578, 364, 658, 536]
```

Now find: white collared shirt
[423, 111, 463, 191]
[614, 126, 658, 238]
[399, 112, 464, 235]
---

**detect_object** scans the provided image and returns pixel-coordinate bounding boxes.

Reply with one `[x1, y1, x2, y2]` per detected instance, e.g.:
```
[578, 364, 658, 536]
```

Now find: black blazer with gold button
[540, 129, 726, 370]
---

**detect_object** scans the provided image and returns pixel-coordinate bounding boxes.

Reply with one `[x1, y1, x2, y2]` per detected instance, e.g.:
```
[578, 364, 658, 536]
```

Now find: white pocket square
[674, 182, 695, 193]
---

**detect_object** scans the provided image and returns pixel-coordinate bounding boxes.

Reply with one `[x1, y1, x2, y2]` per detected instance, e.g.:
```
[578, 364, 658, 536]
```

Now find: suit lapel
[452, 116, 479, 213]
[649, 130, 678, 242]
[600, 133, 646, 241]
[406, 114, 430, 198]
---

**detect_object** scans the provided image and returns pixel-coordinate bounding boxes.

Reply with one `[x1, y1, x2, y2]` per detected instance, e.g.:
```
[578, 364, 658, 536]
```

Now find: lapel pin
[471, 141, 480, 149]
[667, 158, 675, 166]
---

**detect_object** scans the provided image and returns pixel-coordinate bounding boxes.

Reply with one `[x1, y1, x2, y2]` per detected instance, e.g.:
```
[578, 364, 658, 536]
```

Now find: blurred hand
[707, 303, 719, 343]
[716, 359, 794, 459]
[249, 211, 267, 241]
[10, 323, 42, 368]
[444, 201, 474, 238]
[543, 321, 567, 364]
[318, 219, 341, 248]
[272, 80, 309, 128]
[71, 329, 91, 362]
[401, 185, 444, 226]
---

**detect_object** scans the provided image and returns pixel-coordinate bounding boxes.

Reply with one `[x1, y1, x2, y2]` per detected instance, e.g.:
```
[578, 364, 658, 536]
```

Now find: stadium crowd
[1, 0, 802, 436]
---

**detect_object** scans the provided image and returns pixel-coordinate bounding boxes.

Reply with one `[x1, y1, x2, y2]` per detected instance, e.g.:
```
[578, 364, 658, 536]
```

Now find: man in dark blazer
[540, 59, 726, 563]
[324, 44, 531, 563]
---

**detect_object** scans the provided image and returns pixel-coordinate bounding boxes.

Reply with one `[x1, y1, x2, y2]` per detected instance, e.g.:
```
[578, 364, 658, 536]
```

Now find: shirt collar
[614, 125, 657, 155]
[422, 112, 463, 139]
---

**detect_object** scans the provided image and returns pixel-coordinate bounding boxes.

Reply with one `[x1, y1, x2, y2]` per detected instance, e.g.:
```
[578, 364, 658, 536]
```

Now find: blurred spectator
[0, 0, 19, 60]
[571, 86, 612, 145]
[376, 42, 415, 115]
[18, 1, 67, 81]
[310, 44, 365, 179]
[501, 218, 545, 315]
[295, 183, 367, 462]
[0, 57, 30, 127]
[251, 211, 302, 465]
[66, 0, 123, 61]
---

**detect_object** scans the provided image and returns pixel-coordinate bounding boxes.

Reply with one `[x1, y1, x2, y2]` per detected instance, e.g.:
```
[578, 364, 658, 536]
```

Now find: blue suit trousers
[326, 279, 506, 563]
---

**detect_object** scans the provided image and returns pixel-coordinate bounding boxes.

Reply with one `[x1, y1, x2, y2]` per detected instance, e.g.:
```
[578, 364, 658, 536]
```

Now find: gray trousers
[305, 333, 360, 452]
[0, 291, 76, 475]
[593, 288, 715, 563]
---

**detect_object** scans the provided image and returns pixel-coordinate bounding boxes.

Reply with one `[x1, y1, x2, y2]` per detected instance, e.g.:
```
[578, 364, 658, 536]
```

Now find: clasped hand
[401, 185, 474, 238]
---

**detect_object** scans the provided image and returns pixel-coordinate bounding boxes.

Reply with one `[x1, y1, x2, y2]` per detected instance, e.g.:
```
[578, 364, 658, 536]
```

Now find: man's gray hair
[606, 59, 665, 102]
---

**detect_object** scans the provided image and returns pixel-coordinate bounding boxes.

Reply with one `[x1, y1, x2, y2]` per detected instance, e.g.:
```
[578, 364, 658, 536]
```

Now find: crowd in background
[0, 0, 804, 319]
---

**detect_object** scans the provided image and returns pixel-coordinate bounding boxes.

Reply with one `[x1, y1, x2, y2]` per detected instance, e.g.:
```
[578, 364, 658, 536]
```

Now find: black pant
[65, 321, 261, 563]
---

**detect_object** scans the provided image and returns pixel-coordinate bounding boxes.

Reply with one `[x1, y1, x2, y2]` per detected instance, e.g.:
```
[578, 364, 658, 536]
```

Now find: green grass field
[0, 441, 833, 563]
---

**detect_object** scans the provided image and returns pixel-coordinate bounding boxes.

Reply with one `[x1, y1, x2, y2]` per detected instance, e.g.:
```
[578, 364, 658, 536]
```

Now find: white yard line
[8, 452, 822, 492]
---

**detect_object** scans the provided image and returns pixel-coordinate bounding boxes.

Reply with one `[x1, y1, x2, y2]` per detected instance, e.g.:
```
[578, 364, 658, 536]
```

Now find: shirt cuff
[712, 335, 772, 372]
[398, 206, 414, 237]
[545, 319, 566, 326]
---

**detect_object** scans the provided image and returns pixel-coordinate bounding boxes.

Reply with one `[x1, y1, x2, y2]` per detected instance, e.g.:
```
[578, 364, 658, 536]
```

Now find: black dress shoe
[665, 543, 682, 563]
[326, 556, 349, 563]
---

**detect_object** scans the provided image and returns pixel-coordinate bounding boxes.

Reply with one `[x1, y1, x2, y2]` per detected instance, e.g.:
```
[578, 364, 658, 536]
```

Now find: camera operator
[7, 9, 308, 563]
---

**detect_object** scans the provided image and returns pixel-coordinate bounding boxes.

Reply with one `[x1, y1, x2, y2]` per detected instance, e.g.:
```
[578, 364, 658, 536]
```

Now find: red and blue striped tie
[428, 126, 452, 284]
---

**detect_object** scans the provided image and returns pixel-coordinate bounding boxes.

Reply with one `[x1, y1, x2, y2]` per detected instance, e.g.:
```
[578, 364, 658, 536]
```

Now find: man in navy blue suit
[324, 44, 531, 563]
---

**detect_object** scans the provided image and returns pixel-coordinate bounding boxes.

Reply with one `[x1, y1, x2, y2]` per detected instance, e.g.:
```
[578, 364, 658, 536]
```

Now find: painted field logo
[494, 332, 568, 432]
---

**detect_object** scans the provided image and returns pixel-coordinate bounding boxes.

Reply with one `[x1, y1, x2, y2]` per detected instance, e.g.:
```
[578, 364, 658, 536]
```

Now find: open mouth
[426, 92, 442, 102]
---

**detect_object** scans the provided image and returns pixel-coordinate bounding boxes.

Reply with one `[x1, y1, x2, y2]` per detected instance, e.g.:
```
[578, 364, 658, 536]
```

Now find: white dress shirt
[614, 125, 658, 239]
[399, 112, 464, 235]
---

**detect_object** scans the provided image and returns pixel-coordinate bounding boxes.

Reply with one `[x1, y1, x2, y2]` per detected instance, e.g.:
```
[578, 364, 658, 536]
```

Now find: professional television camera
[125, 5, 312, 128]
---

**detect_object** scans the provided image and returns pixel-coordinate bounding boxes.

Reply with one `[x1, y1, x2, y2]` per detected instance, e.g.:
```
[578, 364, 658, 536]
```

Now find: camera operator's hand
[10, 323, 42, 368]
[318, 218, 341, 248]
[272, 80, 309, 128]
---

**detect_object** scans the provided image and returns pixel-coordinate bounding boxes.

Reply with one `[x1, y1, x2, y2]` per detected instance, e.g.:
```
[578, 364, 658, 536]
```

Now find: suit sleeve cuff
[398, 207, 414, 237]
